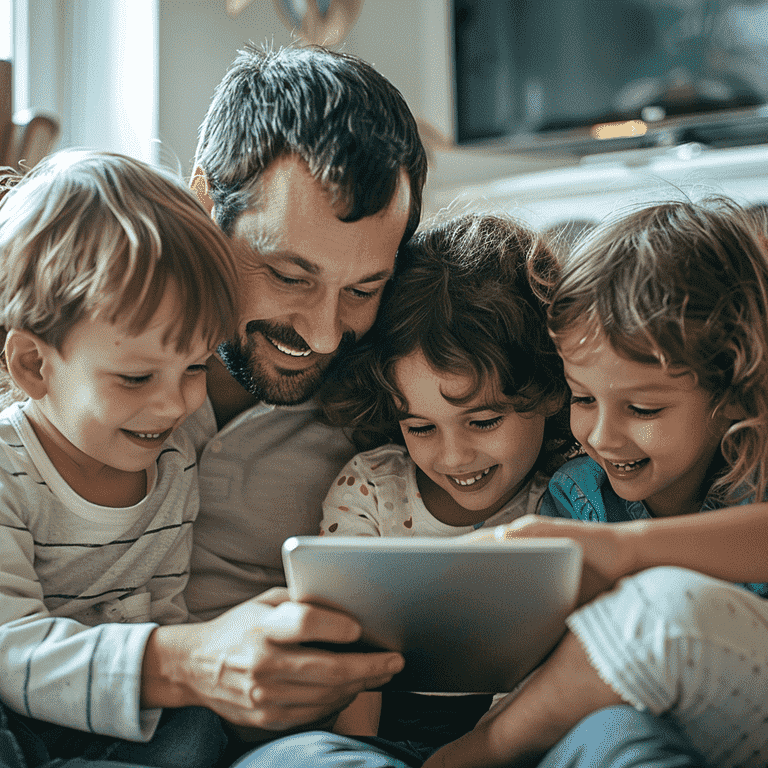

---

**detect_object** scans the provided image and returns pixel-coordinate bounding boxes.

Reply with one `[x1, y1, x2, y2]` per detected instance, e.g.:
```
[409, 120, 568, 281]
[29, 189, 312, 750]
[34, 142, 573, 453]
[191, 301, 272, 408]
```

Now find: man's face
[219, 155, 411, 406]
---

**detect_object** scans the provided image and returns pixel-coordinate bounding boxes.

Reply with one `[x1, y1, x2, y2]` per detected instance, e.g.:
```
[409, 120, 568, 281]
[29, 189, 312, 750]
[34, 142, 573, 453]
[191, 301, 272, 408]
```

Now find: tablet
[282, 535, 582, 692]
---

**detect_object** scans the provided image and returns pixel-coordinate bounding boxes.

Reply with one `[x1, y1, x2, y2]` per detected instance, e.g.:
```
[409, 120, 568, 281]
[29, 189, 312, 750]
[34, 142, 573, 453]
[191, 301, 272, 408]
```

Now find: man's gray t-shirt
[183, 398, 356, 620]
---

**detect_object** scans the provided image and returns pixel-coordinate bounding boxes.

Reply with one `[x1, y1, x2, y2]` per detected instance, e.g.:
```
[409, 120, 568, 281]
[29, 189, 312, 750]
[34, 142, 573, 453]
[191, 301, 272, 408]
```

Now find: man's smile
[266, 334, 312, 358]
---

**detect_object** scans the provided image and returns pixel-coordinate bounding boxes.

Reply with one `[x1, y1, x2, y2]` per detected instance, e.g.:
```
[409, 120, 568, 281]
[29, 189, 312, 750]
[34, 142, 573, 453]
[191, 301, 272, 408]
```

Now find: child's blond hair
[546, 197, 768, 502]
[0, 150, 239, 361]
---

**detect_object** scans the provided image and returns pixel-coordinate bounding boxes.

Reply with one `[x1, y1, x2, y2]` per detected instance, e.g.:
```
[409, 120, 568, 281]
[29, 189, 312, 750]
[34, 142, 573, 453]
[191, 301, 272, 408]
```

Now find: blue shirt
[540, 455, 768, 598]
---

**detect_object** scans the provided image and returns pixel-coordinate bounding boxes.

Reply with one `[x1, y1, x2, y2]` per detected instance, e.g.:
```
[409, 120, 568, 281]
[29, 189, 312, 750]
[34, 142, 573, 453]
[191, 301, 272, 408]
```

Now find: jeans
[231, 705, 706, 767]
[0, 703, 227, 768]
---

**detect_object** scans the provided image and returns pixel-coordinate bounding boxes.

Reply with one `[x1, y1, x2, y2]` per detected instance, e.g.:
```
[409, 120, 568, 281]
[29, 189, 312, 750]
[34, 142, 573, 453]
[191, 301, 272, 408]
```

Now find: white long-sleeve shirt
[0, 401, 197, 741]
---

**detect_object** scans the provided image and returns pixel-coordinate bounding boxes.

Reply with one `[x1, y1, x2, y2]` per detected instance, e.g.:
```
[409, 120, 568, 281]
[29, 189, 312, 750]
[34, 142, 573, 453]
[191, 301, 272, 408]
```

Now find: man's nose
[297, 292, 344, 355]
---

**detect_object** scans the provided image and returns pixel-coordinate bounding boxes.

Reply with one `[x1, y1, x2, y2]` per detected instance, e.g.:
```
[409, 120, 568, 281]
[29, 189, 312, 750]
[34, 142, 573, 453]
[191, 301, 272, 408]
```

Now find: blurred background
[4, 0, 768, 228]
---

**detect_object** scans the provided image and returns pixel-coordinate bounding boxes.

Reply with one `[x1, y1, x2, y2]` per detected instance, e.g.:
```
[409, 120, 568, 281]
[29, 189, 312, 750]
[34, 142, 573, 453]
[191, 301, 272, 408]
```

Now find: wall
[154, 0, 557, 199]
[156, 0, 424, 176]
[18, 0, 590, 209]
[21, 0, 768, 223]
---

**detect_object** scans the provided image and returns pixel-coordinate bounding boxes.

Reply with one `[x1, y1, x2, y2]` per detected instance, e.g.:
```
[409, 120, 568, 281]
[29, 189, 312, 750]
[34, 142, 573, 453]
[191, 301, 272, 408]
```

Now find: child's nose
[152, 382, 191, 420]
[586, 409, 623, 452]
[437, 432, 474, 469]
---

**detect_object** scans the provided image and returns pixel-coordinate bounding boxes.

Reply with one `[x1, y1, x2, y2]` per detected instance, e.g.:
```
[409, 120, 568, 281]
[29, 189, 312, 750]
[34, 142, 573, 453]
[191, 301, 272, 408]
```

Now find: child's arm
[421, 630, 623, 768]
[465, 503, 768, 605]
[333, 691, 382, 737]
[0, 505, 161, 740]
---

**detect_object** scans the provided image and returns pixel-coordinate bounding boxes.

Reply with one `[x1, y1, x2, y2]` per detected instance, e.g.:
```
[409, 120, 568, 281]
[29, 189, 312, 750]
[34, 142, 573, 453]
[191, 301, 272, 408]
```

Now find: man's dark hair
[194, 43, 427, 245]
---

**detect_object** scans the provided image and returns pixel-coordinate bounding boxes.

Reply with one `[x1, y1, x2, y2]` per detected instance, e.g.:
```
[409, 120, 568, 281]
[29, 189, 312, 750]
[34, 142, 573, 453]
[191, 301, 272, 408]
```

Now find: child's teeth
[451, 467, 491, 486]
[136, 432, 161, 439]
[612, 459, 644, 470]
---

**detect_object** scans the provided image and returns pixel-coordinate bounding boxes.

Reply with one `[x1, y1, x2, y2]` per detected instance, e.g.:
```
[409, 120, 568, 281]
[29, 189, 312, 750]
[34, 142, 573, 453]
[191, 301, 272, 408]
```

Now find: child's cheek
[631, 422, 669, 452]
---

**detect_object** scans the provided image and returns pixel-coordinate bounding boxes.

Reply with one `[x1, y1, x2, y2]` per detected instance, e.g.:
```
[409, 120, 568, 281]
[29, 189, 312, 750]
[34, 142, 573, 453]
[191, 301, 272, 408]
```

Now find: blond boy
[0, 150, 238, 767]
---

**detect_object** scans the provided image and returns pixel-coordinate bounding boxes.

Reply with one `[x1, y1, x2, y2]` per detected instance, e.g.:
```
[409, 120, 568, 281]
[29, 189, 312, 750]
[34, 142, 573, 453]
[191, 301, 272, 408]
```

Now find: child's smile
[393, 350, 546, 526]
[119, 427, 175, 448]
[447, 465, 496, 489]
[559, 326, 735, 517]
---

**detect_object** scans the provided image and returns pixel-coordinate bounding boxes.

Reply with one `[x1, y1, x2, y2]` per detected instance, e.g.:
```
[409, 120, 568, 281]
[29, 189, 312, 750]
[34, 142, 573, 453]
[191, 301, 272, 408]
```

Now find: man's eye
[348, 286, 380, 299]
[269, 268, 304, 286]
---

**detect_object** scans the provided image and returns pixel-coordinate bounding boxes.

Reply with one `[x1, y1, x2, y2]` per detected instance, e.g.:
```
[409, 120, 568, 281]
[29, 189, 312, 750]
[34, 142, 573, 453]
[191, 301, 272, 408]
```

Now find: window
[0, 0, 12, 60]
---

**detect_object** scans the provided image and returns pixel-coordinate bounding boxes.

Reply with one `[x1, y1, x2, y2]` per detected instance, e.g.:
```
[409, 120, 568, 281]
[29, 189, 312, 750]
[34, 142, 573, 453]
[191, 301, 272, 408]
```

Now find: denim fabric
[230, 732, 423, 768]
[537, 706, 706, 768]
[540, 455, 768, 598]
[231, 706, 705, 768]
[0, 704, 226, 768]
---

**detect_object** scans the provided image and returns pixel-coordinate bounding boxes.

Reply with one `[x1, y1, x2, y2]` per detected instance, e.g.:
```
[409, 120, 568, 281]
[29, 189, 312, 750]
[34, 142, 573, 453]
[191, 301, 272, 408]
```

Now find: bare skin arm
[422, 631, 621, 768]
[465, 504, 768, 606]
[141, 587, 403, 738]
[333, 691, 382, 737]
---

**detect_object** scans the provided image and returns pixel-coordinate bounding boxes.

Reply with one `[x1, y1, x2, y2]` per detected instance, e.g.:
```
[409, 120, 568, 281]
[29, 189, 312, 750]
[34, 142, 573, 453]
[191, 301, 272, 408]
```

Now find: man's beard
[218, 320, 357, 406]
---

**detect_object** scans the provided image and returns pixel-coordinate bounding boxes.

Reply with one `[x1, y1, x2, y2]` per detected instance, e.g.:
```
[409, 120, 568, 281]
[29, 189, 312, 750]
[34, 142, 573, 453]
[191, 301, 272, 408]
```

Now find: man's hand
[464, 515, 640, 606]
[141, 587, 404, 733]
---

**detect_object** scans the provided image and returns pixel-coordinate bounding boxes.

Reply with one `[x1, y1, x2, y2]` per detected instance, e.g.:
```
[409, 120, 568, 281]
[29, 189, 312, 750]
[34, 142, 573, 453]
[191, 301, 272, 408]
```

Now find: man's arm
[141, 587, 403, 735]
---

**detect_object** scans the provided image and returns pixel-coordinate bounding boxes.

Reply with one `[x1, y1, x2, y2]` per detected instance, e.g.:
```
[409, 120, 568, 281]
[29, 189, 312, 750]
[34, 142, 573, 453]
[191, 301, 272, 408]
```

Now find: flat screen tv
[452, 0, 768, 154]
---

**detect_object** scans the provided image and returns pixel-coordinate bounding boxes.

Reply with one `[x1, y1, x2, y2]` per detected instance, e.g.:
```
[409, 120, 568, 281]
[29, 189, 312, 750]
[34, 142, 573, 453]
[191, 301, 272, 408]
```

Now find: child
[423, 197, 768, 768]
[318, 213, 575, 753]
[0, 150, 239, 767]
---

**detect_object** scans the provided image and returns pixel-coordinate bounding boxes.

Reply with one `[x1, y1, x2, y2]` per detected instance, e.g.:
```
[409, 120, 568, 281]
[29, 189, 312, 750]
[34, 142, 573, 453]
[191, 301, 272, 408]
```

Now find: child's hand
[463, 515, 640, 606]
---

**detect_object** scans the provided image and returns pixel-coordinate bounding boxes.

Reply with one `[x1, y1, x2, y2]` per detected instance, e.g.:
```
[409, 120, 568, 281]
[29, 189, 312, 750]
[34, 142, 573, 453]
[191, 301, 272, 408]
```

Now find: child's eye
[629, 405, 663, 418]
[569, 395, 594, 406]
[186, 364, 209, 376]
[471, 415, 503, 430]
[404, 424, 435, 437]
[119, 374, 151, 387]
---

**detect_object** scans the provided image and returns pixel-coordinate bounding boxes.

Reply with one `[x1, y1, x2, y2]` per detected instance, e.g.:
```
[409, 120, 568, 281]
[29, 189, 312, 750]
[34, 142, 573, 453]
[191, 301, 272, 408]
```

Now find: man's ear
[190, 166, 215, 218]
[4, 329, 52, 400]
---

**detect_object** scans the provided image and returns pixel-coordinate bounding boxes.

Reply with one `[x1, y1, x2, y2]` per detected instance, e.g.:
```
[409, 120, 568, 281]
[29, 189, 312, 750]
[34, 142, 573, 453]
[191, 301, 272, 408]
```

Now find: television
[451, 0, 768, 155]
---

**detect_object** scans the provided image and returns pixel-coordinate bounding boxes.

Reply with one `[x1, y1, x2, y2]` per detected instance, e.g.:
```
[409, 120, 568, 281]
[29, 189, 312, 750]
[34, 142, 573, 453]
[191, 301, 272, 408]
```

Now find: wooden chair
[0, 59, 60, 172]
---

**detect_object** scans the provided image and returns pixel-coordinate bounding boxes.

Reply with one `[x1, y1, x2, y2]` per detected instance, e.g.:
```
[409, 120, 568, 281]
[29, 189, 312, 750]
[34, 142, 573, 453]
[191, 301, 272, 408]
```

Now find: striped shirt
[0, 401, 198, 741]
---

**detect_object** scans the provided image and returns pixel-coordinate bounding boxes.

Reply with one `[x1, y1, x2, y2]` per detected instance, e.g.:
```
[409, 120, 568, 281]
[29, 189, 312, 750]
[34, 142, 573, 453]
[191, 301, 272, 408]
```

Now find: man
[175, 42, 424, 743]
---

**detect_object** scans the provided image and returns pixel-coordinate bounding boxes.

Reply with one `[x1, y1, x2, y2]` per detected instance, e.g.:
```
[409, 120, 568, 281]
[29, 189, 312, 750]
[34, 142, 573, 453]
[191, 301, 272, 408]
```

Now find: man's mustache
[244, 320, 310, 352]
